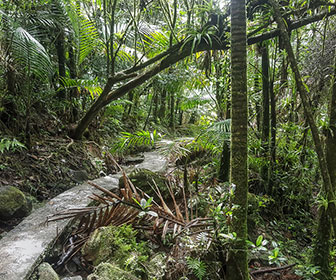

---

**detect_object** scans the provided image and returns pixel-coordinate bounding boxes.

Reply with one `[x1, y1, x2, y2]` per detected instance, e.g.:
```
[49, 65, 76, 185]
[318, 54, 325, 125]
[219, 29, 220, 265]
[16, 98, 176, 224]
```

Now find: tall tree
[226, 0, 249, 278]
[260, 42, 270, 192]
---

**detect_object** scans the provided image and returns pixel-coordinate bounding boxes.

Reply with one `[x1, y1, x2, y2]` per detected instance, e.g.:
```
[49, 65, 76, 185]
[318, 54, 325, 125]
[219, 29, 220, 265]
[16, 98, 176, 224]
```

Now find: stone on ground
[38, 262, 59, 280]
[87, 263, 139, 280]
[0, 186, 32, 220]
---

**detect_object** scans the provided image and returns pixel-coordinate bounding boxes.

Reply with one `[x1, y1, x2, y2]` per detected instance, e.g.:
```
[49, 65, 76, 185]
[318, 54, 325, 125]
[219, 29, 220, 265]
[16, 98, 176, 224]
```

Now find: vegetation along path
[0, 147, 168, 280]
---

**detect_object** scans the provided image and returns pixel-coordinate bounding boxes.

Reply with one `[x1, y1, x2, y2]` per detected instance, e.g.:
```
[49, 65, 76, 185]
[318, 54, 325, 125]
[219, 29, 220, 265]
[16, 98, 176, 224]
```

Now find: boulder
[87, 263, 139, 280]
[68, 169, 88, 184]
[38, 262, 59, 280]
[0, 186, 32, 220]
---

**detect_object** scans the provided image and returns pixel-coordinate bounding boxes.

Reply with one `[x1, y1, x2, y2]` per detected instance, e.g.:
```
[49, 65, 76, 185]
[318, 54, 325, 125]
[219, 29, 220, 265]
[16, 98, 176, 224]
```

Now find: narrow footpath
[0, 149, 168, 280]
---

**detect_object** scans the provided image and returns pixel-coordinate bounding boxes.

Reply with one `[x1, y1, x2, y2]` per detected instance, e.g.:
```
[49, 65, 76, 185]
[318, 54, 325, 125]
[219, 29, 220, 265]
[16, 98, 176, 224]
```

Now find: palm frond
[59, 77, 102, 99]
[111, 130, 161, 155]
[78, 14, 100, 65]
[12, 27, 52, 81]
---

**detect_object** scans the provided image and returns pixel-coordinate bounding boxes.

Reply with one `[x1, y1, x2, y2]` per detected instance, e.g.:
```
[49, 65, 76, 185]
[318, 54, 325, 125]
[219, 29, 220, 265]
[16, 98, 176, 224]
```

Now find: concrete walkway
[0, 150, 167, 280]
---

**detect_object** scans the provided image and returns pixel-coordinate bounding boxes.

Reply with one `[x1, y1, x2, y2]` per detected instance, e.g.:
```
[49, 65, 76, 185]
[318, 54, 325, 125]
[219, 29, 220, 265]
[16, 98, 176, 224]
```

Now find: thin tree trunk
[55, 29, 66, 100]
[153, 91, 159, 122]
[159, 90, 166, 121]
[218, 140, 230, 182]
[68, 38, 79, 122]
[170, 92, 175, 130]
[254, 58, 261, 131]
[269, 75, 276, 194]
[260, 42, 270, 192]
[143, 92, 155, 130]
[226, 0, 248, 278]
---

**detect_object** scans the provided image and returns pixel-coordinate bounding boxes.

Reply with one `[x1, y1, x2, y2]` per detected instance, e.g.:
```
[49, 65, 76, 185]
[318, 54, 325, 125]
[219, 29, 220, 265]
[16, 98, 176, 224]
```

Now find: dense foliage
[1, 0, 336, 279]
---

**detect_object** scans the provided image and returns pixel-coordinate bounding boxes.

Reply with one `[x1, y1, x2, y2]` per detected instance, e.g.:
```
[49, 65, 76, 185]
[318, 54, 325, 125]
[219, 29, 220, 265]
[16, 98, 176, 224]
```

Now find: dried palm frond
[48, 169, 212, 267]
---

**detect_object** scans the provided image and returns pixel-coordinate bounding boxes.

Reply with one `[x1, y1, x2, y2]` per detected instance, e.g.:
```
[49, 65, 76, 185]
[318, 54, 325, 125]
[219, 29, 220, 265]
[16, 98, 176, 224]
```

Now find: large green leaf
[12, 27, 52, 81]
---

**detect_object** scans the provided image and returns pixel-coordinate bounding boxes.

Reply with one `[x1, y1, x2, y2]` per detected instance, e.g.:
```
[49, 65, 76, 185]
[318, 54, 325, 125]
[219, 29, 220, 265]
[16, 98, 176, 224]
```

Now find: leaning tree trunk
[270, 1, 336, 278]
[226, 0, 249, 278]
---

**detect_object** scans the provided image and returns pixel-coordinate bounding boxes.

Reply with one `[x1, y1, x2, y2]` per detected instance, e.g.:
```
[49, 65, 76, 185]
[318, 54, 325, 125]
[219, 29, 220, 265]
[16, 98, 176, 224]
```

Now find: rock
[87, 263, 139, 280]
[68, 170, 88, 183]
[61, 276, 82, 280]
[123, 155, 145, 165]
[82, 225, 149, 278]
[82, 225, 145, 266]
[0, 186, 32, 220]
[119, 168, 169, 200]
[38, 262, 59, 280]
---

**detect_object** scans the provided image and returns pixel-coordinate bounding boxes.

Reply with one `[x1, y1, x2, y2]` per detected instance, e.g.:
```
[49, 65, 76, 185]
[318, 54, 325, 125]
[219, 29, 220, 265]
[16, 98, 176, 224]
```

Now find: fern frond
[186, 257, 207, 280]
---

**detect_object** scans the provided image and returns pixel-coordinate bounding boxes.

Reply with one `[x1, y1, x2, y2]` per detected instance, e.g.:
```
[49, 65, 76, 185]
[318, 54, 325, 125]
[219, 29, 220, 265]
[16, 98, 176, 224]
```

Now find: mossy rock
[82, 225, 149, 270]
[0, 186, 32, 220]
[119, 168, 169, 200]
[38, 262, 59, 280]
[87, 263, 139, 280]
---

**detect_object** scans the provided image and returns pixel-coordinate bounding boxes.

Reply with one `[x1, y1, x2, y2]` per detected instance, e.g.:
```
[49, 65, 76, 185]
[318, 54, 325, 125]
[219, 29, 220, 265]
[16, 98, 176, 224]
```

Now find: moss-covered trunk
[226, 0, 249, 278]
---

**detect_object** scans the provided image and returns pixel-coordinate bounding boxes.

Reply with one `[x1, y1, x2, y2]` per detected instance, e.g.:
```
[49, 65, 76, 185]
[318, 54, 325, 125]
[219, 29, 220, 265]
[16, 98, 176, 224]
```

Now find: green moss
[82, 225, 149, 276]
[38, 262, 59, 280]
[87, 263, 139, 280]
[0, 186, 31, 220]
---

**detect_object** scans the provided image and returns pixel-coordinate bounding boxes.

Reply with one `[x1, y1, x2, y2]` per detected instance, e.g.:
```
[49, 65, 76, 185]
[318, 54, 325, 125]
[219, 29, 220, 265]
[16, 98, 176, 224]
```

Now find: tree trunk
[159, 89, 167, 122]
[68, 38, 79, 122]
[226, 0, 249, 278]
[215, 52, 225, 119]
[313, 54, 336, 280]
[218, 140, 230, 182]
[170, 91, 175, 130]
[254, 58, 261, 131]
[269, 76, 276, 194]
[153, 89, 159, 122]
[260, 42, 270, 193]
[143, 92, 155, 130]
[55, 29, 66, 100]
